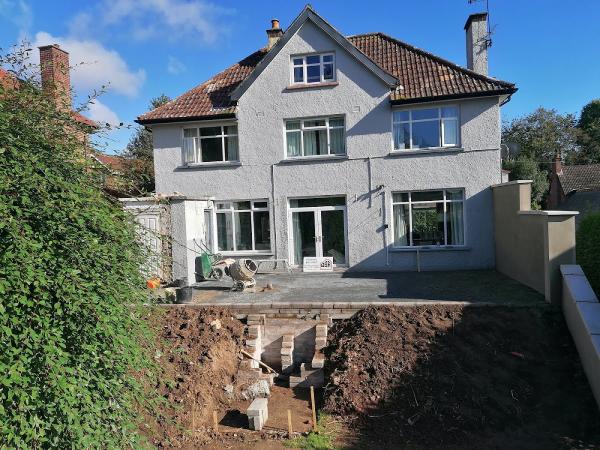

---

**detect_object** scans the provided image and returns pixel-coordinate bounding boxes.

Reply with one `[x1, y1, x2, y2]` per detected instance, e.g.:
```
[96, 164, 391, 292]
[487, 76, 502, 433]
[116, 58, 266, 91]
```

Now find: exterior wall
[492, 181, 577, 303]
[152, 20, 504, 274]
[560, 265, 600, 408]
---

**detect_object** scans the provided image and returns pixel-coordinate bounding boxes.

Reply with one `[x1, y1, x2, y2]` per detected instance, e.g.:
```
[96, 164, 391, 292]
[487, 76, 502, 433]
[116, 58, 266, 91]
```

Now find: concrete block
[315, 337, 327, 349]
[577, 302, 600, 334]
[247, 398, 268, 431]
[247, 325, 261, 339]
[281, 347, 293, 356]
[312, 354, 325, 369]
[247, 314, 264, 324]
[282, 334, 294, 344]
[568, 276, 599, 303]
[315, 324, 328, 337]
[561, 265, 585, 276]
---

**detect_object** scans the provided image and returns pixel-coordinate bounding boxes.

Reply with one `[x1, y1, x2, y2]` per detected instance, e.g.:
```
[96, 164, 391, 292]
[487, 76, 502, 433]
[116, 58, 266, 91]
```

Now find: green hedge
[577, 212, 600, 295]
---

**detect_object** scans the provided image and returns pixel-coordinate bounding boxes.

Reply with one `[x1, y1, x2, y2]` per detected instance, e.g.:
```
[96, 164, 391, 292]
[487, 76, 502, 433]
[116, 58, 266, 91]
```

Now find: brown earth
[324, 305, 600, 450]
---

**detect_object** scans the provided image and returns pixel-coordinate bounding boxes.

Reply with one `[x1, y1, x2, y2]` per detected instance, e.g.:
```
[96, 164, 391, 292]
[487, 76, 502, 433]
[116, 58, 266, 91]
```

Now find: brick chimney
[552, 152, 563, 175]
[464, 13, 489, 76]
[266, 19, 283, 50]
[39, 44, 71, 111]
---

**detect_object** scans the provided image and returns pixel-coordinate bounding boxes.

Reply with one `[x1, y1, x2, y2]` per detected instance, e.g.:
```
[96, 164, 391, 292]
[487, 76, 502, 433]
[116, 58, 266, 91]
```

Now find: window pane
[200, 137, 222, 162]
[234, 211, 252, 251]
[393, 123, 410, 150]
[225, 135, 238, 161]
[446, 189, 463, 201]
[412, 120, 440, 148]
[303, 129, 328, 155]
[393, 193, 409, 203]
[293, 67, 303, 83]
[304, 119, 326, 128]
[306, 55, 320, 64]
[184, 128, 197, 137]
[225, 125, 237, 135]
[216, 202, 231, 210]
[412, 108, 438, 120]
[329, 118, 344, 127]
[293, 58, 303, 66]
[447, 202, 464, 245]
[330, 128, 345, 155]
[323, 63, 333, 80]
[253, 201, 268, 209]
[253, 211, 271, 250]
[442, 118, 458, 146]
[306, 65, 320, 83]
[442, 106, 459, 118]
[216, 212, 234, 251]
[412, 191, 443, 202]
[286, 121, 301, 130]
[286, 131, 301, 157]
[393, 204, 410, 246]
[183, 137, 196, 163]
[234, 201, 251, 210]
[200, 126, 221, 137]
[322, 54, 333, 62]
[411, 203, 444, 246]
[290, 197, 345, 208]
[393, 111, 410, 122]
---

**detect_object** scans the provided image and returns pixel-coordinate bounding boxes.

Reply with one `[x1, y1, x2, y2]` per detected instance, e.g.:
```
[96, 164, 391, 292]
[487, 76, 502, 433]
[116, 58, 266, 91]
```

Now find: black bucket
[175, 286, 194, 304]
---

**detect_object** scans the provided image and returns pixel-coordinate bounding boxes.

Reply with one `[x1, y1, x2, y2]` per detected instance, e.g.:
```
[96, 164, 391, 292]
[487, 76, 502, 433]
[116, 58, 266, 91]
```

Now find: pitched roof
[91, 152, 126, 172]
[137, 28, 516, 124]
[559, 164, 600, 194]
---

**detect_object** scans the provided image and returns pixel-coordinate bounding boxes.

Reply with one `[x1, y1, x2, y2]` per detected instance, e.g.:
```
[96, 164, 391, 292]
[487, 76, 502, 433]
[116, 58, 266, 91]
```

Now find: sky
[1, 0, 599, 154]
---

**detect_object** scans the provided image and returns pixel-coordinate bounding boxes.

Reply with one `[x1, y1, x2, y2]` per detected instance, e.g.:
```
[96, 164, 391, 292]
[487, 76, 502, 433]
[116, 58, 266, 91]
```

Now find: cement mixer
[228, 258, 258, 291]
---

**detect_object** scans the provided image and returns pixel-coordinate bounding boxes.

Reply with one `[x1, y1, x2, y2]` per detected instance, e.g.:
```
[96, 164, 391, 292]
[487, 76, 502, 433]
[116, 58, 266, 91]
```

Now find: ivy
[0, 47, 155, 448]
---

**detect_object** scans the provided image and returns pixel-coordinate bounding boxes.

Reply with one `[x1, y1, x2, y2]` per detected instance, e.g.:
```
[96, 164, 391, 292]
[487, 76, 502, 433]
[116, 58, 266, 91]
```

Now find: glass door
[319, 209, 346, 265]
[291, 210, 317, 265]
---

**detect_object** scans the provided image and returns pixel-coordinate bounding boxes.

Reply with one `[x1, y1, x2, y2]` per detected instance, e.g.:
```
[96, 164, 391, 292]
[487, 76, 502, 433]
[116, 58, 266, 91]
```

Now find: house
[547, 154, 600, 225]
[136, 6, 517, 283]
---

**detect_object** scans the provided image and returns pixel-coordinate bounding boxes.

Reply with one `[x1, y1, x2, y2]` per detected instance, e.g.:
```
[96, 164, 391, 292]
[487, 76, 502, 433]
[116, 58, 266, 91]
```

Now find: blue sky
[1, 0, 599, 154]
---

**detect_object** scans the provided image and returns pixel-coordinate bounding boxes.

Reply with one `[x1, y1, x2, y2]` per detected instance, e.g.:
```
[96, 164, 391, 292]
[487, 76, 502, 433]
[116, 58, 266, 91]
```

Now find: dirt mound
[143, 307, 245, 448]
[324, 305, 600, 449]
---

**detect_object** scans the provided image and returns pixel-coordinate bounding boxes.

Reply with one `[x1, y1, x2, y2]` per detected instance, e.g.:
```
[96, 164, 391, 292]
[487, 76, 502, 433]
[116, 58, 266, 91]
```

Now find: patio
[187, 270, 545, 311]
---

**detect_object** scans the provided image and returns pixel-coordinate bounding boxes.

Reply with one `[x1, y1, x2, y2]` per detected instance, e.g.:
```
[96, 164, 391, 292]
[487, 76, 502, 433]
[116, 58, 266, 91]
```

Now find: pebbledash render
[137, 6, 517, 283]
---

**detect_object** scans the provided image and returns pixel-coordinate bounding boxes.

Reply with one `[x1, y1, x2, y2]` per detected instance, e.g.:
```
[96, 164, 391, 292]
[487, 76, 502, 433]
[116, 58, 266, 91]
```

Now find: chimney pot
[39, 44, 71, 111]
[266, 18, 283, 50]
[465, 12, 489, 76]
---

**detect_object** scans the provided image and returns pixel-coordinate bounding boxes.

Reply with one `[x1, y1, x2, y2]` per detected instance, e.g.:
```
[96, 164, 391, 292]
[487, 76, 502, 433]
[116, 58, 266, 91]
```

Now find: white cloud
[167, 56, 186, 75]
[86, 99, 120, 126]
[32, 31, 146, 97]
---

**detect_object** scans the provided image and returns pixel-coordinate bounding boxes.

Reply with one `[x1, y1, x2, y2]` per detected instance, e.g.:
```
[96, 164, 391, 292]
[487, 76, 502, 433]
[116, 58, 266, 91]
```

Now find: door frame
[287, 198, 349, 267]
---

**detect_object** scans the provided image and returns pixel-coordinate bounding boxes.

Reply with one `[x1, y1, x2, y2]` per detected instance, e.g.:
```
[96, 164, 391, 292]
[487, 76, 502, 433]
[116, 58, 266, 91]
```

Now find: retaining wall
[561, 265, 600, 408]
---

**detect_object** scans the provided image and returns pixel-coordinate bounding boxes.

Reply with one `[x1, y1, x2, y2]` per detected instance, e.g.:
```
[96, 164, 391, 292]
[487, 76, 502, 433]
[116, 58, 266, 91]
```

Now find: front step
[289, 362, 324, 388]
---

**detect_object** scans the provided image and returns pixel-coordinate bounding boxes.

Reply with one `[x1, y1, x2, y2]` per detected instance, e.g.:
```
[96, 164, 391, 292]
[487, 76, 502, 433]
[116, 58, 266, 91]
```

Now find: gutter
[390, 88, 518, 106]
[135, 112, 236, 126]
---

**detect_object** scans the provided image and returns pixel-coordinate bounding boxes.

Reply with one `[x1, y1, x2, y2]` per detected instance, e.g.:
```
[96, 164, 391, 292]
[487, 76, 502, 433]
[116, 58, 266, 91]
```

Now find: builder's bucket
[175, 286, 194, 304]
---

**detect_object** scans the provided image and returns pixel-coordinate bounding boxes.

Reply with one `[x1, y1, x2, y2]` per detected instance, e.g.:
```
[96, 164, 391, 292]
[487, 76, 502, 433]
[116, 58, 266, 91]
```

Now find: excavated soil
[324, 305, 600, 450]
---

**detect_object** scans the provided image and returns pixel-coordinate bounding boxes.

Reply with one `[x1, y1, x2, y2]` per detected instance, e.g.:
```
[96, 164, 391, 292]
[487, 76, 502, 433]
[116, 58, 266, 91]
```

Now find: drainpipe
[271, 164, 278, 260]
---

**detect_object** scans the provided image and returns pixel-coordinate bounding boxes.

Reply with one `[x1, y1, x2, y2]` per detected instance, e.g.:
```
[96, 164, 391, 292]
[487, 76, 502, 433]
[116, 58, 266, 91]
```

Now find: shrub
[0, 47, 154, 447]
[577, 212, 600, 295]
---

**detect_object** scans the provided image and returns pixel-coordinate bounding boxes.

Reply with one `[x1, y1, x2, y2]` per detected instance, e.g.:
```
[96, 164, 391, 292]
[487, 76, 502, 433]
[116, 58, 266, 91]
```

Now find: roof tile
[559, 164, 600, 194]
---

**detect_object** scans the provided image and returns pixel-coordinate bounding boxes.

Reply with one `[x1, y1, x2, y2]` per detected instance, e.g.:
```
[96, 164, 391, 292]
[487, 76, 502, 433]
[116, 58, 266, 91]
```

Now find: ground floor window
[215, 200, 271, 252]
[392, 189, 465, 247]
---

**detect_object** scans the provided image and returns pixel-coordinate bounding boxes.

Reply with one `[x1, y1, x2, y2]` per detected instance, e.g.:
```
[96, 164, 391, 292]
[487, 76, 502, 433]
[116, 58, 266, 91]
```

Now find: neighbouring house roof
[559, 164, 600, 195]
[137, 9, 516, 125]
[91, 152, 126, 173]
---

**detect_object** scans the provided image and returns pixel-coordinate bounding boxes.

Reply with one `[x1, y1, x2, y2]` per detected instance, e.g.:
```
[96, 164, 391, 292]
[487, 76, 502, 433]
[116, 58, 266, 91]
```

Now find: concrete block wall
[561, 265, 600, 408]
[261, 318, 317, 369]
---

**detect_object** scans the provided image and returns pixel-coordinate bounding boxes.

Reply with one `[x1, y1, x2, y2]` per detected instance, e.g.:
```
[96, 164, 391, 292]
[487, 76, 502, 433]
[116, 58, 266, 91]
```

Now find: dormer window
[291, 53, 335, 84]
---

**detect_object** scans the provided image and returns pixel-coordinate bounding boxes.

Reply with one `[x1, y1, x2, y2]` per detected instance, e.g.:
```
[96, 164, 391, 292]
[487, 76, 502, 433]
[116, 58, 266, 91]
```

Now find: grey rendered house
[136, 6, 517, 283]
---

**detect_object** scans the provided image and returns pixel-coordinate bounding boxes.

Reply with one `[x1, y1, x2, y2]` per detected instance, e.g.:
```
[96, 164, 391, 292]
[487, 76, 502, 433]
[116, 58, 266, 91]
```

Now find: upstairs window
[393, 106, 459, 150]
[291, 53, 335, 84]
[183, 125, 238, 164]
[215, 200, 271, 253]
[285, 117, 345, 158]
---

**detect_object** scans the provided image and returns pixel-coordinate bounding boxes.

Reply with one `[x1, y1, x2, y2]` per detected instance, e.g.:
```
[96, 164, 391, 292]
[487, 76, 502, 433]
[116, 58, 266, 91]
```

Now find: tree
[502, 107, 579, 163]
[123, 94, 171, 194]
[0, 45, 154, 447]
[574, 99, 600, 163]
[502, 156, 549, 209]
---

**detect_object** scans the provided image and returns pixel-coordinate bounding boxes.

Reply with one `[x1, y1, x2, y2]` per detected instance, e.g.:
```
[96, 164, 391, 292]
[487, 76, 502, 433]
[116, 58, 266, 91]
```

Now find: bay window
[393, 106, 459, 150]
[285, 117, 345, 157]
[392, 189, 465, 247]
[215, 201, 271, 252]
[291, 53, 335, 84]
[183, 125, 238, 164]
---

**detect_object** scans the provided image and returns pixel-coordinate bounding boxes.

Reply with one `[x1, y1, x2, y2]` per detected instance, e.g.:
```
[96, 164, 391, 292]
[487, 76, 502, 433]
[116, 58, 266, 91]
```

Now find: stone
[210, 319, 222, 330]
[241, 379, 270, 400]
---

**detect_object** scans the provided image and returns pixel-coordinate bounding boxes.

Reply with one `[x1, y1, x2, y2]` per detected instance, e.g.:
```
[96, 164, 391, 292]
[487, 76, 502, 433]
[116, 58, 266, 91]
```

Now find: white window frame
[214, 200, 271, 254]
[182, 124, 238, 165]
[290, 53, 335, 85]
[284, 116, 346, 158]
[391, 189, 466, 248]
[392, 105, 460, 151]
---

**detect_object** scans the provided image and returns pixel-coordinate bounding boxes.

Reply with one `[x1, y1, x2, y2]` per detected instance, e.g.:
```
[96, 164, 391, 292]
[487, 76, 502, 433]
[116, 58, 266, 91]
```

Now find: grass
[285, 414, 340, 450]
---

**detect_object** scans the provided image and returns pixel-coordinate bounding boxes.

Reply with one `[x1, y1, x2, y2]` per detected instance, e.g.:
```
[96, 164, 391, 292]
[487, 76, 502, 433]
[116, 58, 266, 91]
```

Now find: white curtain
[287, 131, 301, 157]
[183, 137, 196, 163]
[448, 203, 464, 245]
[393, 204, 408, 246]
[292, 212, 303, 265]
[226, 136, 238, 161]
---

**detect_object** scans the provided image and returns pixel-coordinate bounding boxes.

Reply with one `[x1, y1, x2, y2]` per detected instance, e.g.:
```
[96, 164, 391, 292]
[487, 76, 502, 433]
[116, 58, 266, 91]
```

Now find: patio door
[289, 197, 347, 266]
